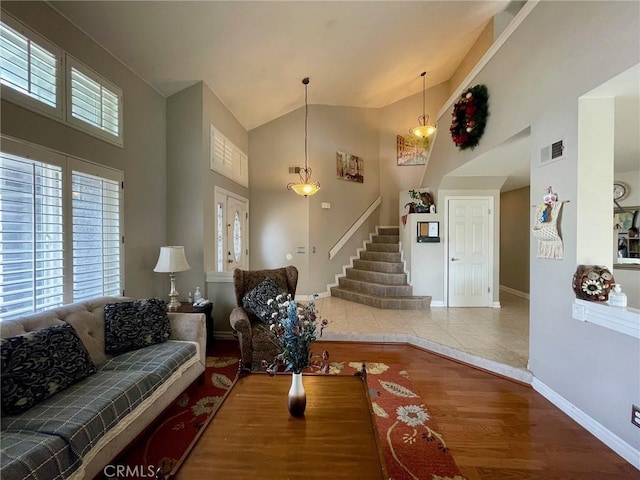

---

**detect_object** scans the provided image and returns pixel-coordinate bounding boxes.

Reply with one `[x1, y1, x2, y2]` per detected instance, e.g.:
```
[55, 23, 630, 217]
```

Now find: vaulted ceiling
[51, 1, 510, 130]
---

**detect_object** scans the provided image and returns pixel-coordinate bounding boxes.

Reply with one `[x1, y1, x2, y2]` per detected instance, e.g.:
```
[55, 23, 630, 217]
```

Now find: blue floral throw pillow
[242, 277, 282, 323]
[104, 297, 171, 355]
[1, 323, 97, 416]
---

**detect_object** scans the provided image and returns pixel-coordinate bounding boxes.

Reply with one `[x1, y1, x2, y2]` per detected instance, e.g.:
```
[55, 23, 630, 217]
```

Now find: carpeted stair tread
[345, 268, 407, 285]
[332, 226, 430, 310]
[330, 286, 431, 310]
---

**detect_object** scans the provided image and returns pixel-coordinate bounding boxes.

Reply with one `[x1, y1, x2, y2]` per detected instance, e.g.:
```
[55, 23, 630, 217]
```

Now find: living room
[1, 1, 639, 478]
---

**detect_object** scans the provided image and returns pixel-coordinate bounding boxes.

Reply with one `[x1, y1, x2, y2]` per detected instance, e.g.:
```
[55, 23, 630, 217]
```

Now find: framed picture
[417, 221, 440, 242]
[397, 134, 429, 166]
[613, 207, 638, 234]
[336, 151, 364, 183]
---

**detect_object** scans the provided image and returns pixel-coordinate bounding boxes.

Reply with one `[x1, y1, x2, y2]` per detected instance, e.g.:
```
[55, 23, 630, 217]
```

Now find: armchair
[229, 266, 298, 370]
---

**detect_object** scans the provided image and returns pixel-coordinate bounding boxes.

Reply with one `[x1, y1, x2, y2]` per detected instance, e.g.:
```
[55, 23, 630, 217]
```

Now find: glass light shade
[410, 123, 437, 138]
[290, 183, 320, 197]
[153, 246, 191, 273]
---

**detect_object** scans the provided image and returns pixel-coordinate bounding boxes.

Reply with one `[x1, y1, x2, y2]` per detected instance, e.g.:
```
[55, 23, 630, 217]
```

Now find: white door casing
[446, 197, 493, 307]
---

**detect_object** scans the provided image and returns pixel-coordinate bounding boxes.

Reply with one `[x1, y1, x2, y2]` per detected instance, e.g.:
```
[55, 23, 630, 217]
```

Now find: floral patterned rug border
[334, 361, 466, 480]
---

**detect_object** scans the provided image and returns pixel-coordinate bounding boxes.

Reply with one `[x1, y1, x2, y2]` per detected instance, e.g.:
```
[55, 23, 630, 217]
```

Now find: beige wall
[500, 186, 530, 294]
[0, 2, 168, 299]
[448, 20, 494, 95]
[166, 82, 249, 335]
[166, 84, 204, 301]
[249, 104, 381, 294]
[378, 83, 450, 225]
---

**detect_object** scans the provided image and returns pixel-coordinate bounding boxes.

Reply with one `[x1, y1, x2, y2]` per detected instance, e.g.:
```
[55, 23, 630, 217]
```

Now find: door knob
[451, 257, 460, 261]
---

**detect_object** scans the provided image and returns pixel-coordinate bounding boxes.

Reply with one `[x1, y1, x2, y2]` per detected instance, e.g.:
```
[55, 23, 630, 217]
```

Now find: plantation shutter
[0, 151, 64, 321]
[70, 66, 120, 137]
[0, 18, 58, 110]
[71, 169, 122, 302]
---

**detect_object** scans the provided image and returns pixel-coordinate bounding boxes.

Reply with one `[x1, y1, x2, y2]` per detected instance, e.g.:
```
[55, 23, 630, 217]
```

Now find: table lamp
[153, 246, 191, 311]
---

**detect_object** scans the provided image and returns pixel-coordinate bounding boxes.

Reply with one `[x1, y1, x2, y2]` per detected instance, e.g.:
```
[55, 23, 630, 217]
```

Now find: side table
[176, 302, 214, 353]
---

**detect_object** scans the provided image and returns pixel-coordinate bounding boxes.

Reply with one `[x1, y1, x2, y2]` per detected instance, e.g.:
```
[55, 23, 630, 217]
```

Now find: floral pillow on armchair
[242, 277, 282, 323]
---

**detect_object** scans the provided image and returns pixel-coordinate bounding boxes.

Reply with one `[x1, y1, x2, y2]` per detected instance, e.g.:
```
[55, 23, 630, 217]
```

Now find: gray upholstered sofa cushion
[99, 341, 198, 385]
[0, 431, 79, 480]
[1, 370, 159, 461]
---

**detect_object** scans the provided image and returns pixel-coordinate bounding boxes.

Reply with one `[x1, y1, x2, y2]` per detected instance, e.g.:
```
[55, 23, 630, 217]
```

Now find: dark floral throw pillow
[242, 277, 282, 323]
[1, 322, 97, 416]
[104, 297, 171, 355]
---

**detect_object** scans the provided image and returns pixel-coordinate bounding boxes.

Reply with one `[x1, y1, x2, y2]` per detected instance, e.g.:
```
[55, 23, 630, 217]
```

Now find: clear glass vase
[287, 372, 306, 417]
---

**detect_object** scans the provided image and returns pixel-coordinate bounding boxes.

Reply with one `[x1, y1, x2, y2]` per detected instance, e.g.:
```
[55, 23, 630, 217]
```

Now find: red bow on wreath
[450, 85, 489, 150]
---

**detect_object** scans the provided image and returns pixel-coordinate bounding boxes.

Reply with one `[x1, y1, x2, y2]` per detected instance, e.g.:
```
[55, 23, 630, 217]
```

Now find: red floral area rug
[116, 358, 465, 480]
[114, 357, 239, 477]
[337, 362, 466, 480]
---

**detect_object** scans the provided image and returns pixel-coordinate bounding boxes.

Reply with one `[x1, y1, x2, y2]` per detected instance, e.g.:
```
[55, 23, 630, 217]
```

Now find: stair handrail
[329, 195, 382, 259]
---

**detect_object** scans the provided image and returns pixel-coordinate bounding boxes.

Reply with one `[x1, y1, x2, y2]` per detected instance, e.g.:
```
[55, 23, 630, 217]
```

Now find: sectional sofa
[0, 296, 206, 480]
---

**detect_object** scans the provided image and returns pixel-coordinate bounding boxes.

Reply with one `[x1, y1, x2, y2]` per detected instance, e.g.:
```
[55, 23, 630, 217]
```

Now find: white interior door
[215, 187, 248, 272]
[447, 198, 492, 307]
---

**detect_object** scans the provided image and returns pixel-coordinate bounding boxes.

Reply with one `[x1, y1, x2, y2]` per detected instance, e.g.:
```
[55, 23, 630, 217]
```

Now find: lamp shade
[153, 246, 191, 273]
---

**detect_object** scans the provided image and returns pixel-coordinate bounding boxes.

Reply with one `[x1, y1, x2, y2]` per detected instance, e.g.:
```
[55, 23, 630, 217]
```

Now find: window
[216, 202, 224, 272]
[0, 12, 124, 146]
[0, 138, 123, 321]
[0, 148, 64, 319]
[0, 13, 62, 117]
[70, 161, 122, 302]
[67, 56, 123, 146]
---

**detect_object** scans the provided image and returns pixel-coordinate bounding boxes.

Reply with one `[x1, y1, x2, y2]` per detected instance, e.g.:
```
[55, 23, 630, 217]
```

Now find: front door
[447, 197, 492, 307]
[215, 187, 249, 272]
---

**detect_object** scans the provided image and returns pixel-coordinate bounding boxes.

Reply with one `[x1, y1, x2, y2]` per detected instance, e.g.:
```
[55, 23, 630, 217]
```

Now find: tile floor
[315, 291, 530, 371]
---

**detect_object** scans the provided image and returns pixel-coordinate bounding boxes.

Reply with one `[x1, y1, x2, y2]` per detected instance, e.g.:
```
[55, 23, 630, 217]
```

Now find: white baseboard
[532, 378, 640, 470]
[492, 301, 501, 308]
[430, 300, 445, 307]
[500, 285, 530, 300]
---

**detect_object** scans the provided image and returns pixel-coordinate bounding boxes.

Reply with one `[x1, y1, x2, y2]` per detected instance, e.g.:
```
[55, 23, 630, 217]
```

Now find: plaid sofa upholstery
[0, 298, 206, 480]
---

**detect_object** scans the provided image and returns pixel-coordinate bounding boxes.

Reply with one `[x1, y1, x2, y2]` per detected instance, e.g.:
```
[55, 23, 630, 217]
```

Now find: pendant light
[288, 77, 320, 197]
[409, 72, 437, 138]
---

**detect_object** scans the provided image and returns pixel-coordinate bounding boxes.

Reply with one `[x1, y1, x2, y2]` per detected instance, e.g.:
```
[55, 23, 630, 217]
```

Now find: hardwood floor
[210, 340, 637, 480]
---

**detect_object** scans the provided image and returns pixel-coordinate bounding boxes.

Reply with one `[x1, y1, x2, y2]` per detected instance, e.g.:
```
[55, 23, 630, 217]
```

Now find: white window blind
[0, 16, 59, 114]
[0, 138, 124, 320]
[67, 56, 123, 145]
[71, 170, 121, 302]
[0, 151, 64, 321]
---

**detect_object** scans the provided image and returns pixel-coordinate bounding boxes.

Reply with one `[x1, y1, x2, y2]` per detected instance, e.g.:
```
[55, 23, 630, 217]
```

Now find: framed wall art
[397, 134, 429, 166]
[336, 151, 364, 183]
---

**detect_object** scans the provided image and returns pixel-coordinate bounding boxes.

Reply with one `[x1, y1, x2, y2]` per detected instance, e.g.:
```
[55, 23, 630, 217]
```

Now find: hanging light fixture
[288, 77, 320, 197]
[409, 71, 437, 138]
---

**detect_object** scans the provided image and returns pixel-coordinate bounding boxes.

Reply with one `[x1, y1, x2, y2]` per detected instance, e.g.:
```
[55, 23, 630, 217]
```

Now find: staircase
[330, 227, 431, 310]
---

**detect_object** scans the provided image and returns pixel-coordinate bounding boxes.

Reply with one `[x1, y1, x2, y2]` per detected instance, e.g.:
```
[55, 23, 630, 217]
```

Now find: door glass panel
[233, 211, 241, 262]
[217, 203, 223, 272]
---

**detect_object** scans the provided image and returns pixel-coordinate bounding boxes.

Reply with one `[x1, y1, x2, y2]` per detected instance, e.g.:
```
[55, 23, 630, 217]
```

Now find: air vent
[288, 166, 301, 174]
[540, 139, 565, 165]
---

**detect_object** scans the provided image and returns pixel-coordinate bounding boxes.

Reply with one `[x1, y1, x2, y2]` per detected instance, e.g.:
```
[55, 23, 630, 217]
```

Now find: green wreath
[449, 84, 489, 150]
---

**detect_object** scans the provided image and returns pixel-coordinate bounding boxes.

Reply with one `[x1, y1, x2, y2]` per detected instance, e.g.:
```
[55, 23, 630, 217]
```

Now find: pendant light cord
[304, 79, 308, 169]
[421, 71, 426, 125]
